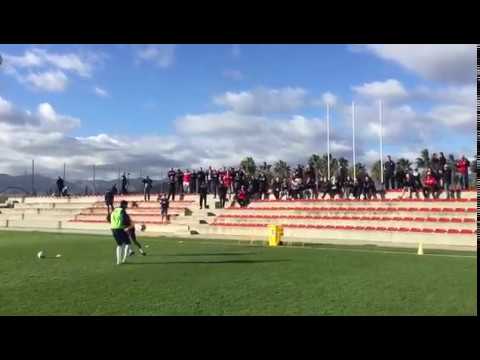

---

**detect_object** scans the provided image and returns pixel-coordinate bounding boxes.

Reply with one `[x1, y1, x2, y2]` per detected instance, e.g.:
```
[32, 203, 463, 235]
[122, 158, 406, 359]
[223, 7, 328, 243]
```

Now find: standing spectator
[121, 173, 129, 195]
[105, 188, 115, 215]
[383, 155, 395, 190]
[319, 176, 330, 199]
[218, 180, 228, 208]
[56, 177, 65, 197]
[362, 175, 376, 200]
[258, 172, 268, 200]
[439, 152, 447, 169]
[111, 184, 118, 196]
[190, 170, 197, 194]
[456, 155, 470, 190]
[352, 178, 362, 200]
[211, 168, 219, 199]
[197, 167, 206, 192]
[199, 181, 208, 209]
[206, 166, 213, 194]
[142, 176, 153, 201]
[271, 177, 282, 200]
[167, 168, 176, 201]
[440, 164, 452, 199]
[183, 170, 191, 194]
[159, 193, 169, 223]
[223, 169, 233, 199]
[176, 169, 184, 199]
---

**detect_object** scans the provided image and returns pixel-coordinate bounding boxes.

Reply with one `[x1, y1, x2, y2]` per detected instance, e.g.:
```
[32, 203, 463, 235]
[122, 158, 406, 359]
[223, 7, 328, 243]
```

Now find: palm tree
[349, 162, 367, 179]
[415, 148, 430, 170]
[396, 158, 412, 172]
[273, 160, 290, 179]
[338, 157, 349, 169]
[240, 157, 256, 176]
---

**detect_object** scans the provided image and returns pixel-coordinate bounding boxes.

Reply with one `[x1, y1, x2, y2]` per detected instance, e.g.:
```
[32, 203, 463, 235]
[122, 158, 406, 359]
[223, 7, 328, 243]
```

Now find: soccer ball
[37, 251, 45, 259]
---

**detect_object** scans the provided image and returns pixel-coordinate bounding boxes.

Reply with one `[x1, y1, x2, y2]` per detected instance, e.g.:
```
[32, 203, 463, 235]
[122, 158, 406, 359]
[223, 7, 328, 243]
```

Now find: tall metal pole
[63, 163, 66, 181]
[352, 102, 356, 179]
[327, 103, 331, 180]
[93, 165, 96, 194]
[31, 159, 34, 195]
[379, 100, 384, 183]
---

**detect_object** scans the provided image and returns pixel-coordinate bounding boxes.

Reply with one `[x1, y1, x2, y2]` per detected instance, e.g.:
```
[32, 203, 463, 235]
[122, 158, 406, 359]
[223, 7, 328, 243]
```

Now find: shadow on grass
[124, 259, 289, 265]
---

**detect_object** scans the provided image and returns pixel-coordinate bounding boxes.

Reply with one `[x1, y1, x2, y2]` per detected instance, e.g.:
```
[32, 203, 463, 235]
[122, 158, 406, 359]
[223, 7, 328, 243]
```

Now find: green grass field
[0, 230, 476, 315]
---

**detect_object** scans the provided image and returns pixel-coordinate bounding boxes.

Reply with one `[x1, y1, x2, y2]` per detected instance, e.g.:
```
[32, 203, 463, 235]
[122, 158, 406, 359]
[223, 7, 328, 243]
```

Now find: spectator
[142, 176, 153, 202]
[236, 185, 249, 208]
[343, 176, 354, 199]
[218, 180, 228, 208]
[452, 166, 463, 199]
[258, 172, 268, 200]
[211, 168, 219, 199]
[183, 170, 191, 194]
[290, 177, 302, 199]
[159, 193, 169, 223]
[456, 155, 470, 190]
[198, 181, 208, 209]
[440, 164, 452, 199]
[121, 173, 129, 195]
[280, 178, 289, 200]
[223, 170, 233, 199]
[352, 178, 362, 200]
[176, 169, 184, 199]
[412, 168, 423, 193]
[111, 184, 118, 196]
[271, 177, 282, 200]
[399, 173, 420, 199]
[319, 176, 330, 199]
[329, 176, 341, 200]
[423, 168, 439, 199]
[430, 153, 440, 173]
[105, 188, 114, 214]
[362, 175, 376, 200]
[439, 152, 447, 169]
[383, 155, 395, 190]
[395, 166, 406, 189]
[56, 177, 65, 197]
[197, 167, 206, 190]
[167, 168, 176, 201]
[190, 170, 197, 194]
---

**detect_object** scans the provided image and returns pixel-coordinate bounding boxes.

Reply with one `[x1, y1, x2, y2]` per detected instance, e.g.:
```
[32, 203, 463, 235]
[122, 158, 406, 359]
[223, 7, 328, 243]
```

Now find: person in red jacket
[183, 169, 191, 194]
[422, 168, 439, 199]
[236, 185, 249, 207]
[223, 170, 233, 199]
[455, 155, 470, 190]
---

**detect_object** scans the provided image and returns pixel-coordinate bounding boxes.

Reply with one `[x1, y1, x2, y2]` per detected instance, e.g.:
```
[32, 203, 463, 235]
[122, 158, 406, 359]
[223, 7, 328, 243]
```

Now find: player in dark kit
[124, 213, 146, 256]
[105, 188, 115, 215]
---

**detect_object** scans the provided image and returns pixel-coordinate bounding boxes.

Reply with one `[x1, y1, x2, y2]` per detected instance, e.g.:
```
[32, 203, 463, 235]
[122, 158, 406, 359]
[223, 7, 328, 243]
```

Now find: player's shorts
[112, 229, 131, 246]
[161, 207, 168, 215]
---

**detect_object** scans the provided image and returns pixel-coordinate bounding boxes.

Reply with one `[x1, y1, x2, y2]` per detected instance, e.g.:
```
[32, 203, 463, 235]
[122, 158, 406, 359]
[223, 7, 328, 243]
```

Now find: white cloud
[94, 86, 109, 98]
[22, 70, 68, 92]
[3, 48, 98, 77]
[136, 45, 175, 68]
[223, 69, 243, 81]
[428, 105, 474, 128]
[363, 44, 476, 84]
[213, 87, 308, 114]
[352, 79, 408, 102]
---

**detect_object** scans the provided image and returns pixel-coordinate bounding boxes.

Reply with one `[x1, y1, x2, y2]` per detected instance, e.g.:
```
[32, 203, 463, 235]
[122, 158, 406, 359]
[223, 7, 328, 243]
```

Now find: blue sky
[0, 44, 476, 179]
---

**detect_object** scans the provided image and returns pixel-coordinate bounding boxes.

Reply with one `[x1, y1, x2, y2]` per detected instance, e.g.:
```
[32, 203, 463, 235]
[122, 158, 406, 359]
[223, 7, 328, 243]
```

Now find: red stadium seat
[434, 229, 446, 233]
[460, 229, 474, 234]
[387, 227, 398, 231]
[447, 229, 460, 234]
[462, 218, 475, 223]
[413, 218, 425, 222]
[421, 228, 434, 233]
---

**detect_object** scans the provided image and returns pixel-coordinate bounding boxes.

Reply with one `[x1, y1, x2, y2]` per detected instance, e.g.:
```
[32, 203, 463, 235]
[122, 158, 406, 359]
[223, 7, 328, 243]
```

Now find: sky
[0, 44, 476, 180]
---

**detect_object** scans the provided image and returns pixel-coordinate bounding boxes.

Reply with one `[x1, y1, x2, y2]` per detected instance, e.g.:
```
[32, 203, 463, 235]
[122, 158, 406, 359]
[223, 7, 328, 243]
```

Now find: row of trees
[238, 149, 477, 183]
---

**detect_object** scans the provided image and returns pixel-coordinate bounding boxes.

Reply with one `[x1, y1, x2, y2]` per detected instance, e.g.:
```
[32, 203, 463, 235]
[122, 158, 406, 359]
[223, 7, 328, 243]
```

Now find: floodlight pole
[93, 165, 96, 194]
[379, 100, 384, 183]
[327, 103, 331, 180]
[352, 102, 356, 179]
[31, 159, 35, 195]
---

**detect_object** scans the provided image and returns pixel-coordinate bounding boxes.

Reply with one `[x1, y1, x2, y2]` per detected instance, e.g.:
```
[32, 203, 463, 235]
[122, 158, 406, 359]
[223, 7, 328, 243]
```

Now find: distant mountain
[0, 174, 168, 196]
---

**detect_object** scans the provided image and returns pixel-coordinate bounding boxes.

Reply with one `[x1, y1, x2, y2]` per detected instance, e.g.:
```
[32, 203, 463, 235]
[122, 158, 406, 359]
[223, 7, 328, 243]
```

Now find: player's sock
[116, 246, 122, 265]
[122, 244, 130, 263]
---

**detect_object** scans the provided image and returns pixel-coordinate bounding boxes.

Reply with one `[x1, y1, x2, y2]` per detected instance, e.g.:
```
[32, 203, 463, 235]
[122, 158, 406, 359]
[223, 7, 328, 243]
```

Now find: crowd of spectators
[157, 153, 472, 208]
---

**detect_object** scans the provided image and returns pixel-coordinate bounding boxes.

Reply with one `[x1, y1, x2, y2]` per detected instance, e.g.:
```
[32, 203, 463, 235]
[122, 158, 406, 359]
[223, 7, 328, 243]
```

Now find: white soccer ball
[37, 251, 45, 259]
[56, 254, 62, 258]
